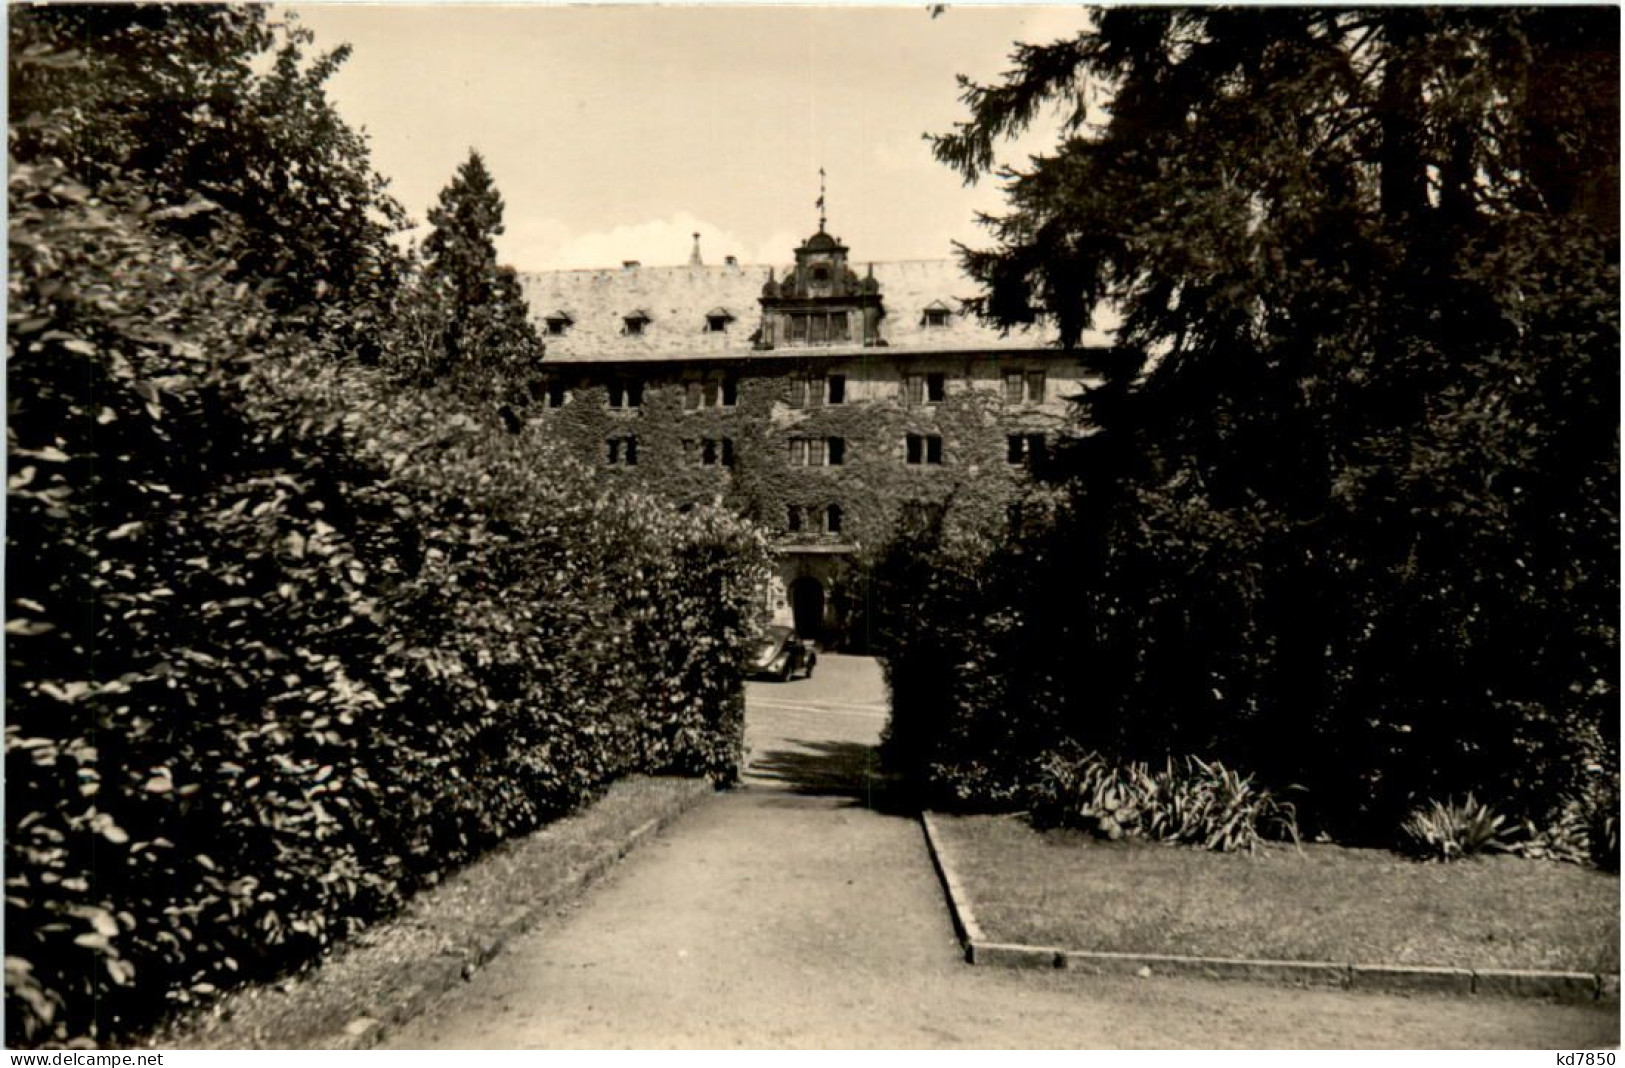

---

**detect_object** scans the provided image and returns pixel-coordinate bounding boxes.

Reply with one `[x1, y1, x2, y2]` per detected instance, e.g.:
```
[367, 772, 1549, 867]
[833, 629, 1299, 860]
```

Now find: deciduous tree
[9, 4, 407, 356]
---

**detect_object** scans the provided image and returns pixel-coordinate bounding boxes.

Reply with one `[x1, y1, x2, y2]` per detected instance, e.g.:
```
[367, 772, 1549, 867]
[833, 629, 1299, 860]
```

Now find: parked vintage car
[750, 624, 817, 681]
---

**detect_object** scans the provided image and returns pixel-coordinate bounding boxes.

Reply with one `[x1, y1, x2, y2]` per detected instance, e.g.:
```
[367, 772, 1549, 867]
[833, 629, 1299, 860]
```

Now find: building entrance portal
[790, 577, 826, 643]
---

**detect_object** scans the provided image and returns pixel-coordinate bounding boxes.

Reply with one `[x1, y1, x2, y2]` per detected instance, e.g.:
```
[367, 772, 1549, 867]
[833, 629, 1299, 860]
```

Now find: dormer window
[544, 311, 574, 336]
[623, 310, 651, 336]
[811, 265, 830, 283]
[785, 311, 851, 346]
[922, 301, 951, 328]
[705, 307, 735, 333]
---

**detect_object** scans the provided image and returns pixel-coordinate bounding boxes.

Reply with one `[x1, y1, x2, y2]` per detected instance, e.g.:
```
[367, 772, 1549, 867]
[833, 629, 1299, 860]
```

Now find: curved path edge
[919, 810, 1620, 1005]
[146, 776, 717, 1050]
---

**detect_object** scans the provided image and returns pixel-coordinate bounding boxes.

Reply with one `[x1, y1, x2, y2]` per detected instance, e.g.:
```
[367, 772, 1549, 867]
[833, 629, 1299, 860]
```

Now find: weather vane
[816, 167, 827, 232]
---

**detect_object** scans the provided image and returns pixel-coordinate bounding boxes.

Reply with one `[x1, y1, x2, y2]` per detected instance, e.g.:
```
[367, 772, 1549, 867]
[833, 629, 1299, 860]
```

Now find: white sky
[286, 3, 1094, 271]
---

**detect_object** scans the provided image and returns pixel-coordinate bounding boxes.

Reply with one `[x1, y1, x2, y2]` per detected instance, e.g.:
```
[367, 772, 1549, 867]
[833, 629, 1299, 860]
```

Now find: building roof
[520, 257, 1115, 365]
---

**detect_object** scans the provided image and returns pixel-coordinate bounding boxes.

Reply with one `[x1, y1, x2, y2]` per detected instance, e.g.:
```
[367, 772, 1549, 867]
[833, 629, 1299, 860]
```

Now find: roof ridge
[517, 256, 963, 277]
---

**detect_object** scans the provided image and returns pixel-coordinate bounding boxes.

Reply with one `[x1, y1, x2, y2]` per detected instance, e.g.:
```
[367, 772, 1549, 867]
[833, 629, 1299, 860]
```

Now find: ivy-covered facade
[522, 229, 1113, 647]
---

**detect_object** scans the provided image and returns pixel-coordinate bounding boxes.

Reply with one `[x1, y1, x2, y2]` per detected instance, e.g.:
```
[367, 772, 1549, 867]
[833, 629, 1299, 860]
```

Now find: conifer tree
[919, 7, 1618, 831]
[396, 150, 541, 397]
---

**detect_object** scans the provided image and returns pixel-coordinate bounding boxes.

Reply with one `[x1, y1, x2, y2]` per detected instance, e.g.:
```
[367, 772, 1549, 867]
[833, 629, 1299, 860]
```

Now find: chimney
[725, 255, 739, 267]
[689, 232, 704, 267]
[622, 260, 640, 270]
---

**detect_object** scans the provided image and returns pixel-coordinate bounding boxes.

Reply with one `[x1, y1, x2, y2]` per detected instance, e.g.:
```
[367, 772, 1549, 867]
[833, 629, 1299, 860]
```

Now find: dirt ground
[383, 655, 1619, 1049]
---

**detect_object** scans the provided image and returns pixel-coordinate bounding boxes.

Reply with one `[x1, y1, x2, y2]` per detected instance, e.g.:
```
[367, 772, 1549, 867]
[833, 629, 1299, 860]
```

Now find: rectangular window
[806, 375, 825, 408]
[900, 500, 944, 532]
[904, 434, 944, 465]
[606, 436, 638, 465]
[1003, 371, 1024, 404]
[926, 372, 946, 403]
[721, 377, 738, 407]
[1026, 371, 1046, 404]
[609, 380, 642, 409]
[825, 504, 844, 535]
[1008, 433, 1047, 465]
[790, 436, 840, 466]
[787, 505, 803, 533]
[624, 436, 638, 464]
[547, 381, 567, 408]
[685, 382, 702, 411]
[608, 381, 624, 408]
[698, 438, 734, 467]
[788, 376, 808, 408]
[827, 374, 846, 405]
[903, 374, 925, 405]
[783, 312, 851, 346]
[924, 308, 950, 328]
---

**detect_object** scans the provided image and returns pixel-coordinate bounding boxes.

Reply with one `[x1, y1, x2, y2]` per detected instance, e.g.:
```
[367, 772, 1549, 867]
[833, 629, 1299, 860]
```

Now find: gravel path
[384, 655, 1618, 1049]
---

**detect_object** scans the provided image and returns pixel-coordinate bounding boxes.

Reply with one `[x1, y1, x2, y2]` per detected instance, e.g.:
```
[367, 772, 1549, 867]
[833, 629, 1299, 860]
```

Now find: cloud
[748, 230, 803, 268]
[500, 216, 575, 271]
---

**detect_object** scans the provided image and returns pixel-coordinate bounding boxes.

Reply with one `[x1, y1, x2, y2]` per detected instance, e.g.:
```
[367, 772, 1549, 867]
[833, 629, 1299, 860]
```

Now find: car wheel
[778, 658, 794, 683]
[804, 653, 817, 679]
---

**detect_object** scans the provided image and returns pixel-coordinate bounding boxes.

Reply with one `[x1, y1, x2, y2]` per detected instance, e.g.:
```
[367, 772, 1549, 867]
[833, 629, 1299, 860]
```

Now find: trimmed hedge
[6, 161, 771, 1046]
[876, 493, 1618, 857]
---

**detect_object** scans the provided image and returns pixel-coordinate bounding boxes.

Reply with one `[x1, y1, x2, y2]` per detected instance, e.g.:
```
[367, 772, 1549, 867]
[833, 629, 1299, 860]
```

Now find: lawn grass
[932, 813, 1620, 974]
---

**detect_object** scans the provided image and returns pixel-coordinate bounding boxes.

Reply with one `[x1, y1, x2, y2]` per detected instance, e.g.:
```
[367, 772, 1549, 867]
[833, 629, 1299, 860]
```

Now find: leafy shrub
[1510, 799, 1593, 865]
[1027, 747, 1299, 853]
[1399, 795, 1513, 861]
[6, 9, 774, 1048]
[874, 523, 1073, 810]
[5, 158, 771, 1046]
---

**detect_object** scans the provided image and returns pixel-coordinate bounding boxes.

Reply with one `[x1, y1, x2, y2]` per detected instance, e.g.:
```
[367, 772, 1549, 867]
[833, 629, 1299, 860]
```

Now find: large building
[520, 226, 1114, 647]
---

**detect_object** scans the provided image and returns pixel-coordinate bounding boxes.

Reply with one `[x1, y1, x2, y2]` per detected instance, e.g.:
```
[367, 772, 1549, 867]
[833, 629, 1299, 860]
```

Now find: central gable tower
[756, 229, 885, 349]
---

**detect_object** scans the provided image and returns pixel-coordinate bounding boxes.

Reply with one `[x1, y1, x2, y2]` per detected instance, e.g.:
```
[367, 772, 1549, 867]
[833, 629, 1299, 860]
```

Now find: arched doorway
[790, 576, 825, 643]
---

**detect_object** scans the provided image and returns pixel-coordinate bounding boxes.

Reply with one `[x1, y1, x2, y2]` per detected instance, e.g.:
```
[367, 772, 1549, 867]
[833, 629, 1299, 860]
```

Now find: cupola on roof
[802, 231, 844, 254]
[515, 199, 1119, 364]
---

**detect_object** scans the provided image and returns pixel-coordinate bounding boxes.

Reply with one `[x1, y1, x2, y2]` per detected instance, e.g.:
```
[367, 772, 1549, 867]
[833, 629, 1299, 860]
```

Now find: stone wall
[532, 348, 1099, 647]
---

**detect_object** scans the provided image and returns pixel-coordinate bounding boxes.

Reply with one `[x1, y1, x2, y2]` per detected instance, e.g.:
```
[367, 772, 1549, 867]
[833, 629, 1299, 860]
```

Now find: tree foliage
[9, 4, 407, 356]
[387, 151, 543, 398]
[7, 10, 765, 1047]
[887, 7, 1619, 837]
